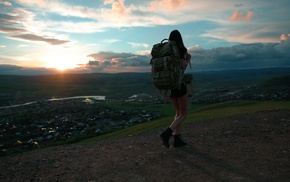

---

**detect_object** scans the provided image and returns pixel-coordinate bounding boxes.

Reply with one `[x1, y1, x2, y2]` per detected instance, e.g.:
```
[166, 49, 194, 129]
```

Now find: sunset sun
[43, 51, 84, 71]
[49, 61, 75, 71]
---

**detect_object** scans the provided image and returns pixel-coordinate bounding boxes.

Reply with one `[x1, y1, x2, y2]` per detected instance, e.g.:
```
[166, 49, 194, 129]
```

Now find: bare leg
[169, 94, 188, 134]
[160, 94, 188, 148]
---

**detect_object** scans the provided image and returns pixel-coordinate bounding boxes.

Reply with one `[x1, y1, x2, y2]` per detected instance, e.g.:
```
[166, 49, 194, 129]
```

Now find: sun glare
[50, 61, 75, 71]
[43, 51, 85, 71]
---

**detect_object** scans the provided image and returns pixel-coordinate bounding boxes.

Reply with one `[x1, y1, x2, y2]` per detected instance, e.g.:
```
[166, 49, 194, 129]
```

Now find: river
[0, 96, 106, 109]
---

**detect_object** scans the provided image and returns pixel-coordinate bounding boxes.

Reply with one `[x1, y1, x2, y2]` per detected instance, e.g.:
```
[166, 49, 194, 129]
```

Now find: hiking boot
[173, 134, 187, 148]
[160, 128, 172, 148]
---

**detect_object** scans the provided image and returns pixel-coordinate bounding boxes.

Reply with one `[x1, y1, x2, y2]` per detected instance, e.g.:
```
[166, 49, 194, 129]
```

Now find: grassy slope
[79, 100, 290, 144]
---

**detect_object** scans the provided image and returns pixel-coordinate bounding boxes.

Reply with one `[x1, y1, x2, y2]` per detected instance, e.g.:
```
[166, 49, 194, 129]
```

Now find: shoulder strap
[161, 39, 168, 43]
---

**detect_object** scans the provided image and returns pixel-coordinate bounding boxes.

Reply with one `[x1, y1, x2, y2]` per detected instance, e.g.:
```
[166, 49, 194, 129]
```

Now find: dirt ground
[0, 109, 289, 182]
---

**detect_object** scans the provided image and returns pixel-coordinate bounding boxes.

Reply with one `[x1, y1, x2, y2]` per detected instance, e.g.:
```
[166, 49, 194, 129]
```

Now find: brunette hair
[169, 30, 187, 58]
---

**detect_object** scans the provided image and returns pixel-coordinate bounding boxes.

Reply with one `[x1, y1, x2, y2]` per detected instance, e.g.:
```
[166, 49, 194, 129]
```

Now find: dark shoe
[173, 134, 187, 148]
[160, 128, 172, 148]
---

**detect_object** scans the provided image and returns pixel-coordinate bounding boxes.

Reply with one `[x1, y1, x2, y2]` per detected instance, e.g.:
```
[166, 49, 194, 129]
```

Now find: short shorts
[170, 82, 187, 98]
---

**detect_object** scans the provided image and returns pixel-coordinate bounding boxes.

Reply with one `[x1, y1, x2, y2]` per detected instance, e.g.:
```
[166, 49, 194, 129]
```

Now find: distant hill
[0, 73, 156, 106]
[260, 75, 290, 90]
[0, 67, 290, 106]
[191, 67, 290, 90]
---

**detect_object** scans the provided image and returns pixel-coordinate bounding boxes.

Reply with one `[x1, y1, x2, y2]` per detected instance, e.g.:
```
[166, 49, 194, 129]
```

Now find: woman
[160, 30, 192, 148]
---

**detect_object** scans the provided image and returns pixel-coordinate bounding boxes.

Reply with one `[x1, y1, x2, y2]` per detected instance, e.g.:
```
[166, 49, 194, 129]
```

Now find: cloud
[188, 34, 290, 71]
[230, 10, 254, 21]
[38, 21, 107, 33]
[3, 0, 139, 33]
[275, 33, 290, 56]
[0, 13, 28, 33]
[7, 34, 70, 45]
[0, 1, 11, 6]
[83, 51, 150, 72]
[0, 0, 289, 73]
[234, 3, 243, 8]
[104, 0, 135, 16]
[280, 33, 290, 42]
[14, 0, 46, 8]
[102, 39, 120, 44]
[127, 42, 149, 48]
[17, 44, 29, 47]
[87, 52, 133, 61]
[0, 1, 72, 45]
[1, 35, 290, 75]
[0, 2, 58, 47]
[1, 0, 195, 33]
[1, 0, 287, 45]
[81, 34, 290, 73]
[0, 26, 26, 34]
[149, 0, 189, 11]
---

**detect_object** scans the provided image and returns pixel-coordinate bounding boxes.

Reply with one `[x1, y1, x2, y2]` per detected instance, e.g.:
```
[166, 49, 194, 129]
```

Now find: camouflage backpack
[150, 39, 183, 91]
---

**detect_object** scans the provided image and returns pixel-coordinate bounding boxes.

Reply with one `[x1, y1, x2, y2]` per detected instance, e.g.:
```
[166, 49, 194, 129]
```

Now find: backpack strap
[161, 39, 168, 43]
[184, 52, 192, 69]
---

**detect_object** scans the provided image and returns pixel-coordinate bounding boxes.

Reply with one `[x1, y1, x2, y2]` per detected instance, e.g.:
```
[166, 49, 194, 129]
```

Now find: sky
[0, 0, 289, 75]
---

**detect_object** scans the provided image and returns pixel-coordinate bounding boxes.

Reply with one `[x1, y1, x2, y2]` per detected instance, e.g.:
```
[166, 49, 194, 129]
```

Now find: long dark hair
[169, 30, 187, 58]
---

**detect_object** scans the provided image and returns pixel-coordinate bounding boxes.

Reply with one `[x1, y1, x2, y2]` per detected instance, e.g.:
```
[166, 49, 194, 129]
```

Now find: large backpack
[150, 39, 183, 91]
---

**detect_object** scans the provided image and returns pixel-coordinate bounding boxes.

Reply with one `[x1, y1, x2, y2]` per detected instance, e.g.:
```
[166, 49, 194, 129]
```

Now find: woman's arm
[185, 53, 191, 62]
[181, 52, 192, 70]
